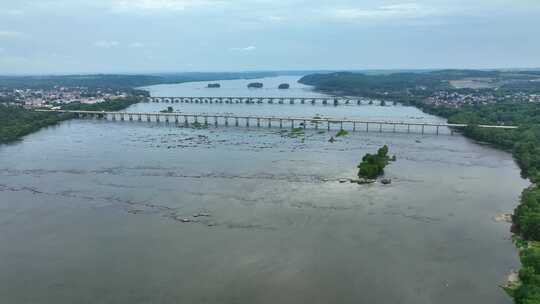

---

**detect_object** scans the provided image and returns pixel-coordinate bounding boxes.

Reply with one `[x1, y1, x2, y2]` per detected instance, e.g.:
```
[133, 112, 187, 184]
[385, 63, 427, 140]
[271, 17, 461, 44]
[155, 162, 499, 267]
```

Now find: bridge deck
[36, 109, 518, 130]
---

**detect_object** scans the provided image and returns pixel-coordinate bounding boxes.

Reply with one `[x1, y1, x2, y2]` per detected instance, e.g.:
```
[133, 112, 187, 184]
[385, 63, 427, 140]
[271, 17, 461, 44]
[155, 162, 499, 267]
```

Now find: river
[0, 76, 528, 303]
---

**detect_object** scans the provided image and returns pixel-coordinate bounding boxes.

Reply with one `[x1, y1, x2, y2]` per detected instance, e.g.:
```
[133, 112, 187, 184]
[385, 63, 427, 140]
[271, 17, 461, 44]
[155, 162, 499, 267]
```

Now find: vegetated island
[278, 83, 290, 89]
[356, 145, 395, 181]
[207, 83, 221, 88]
[247, 82, 263, 88]
[299, 70, 540, 303]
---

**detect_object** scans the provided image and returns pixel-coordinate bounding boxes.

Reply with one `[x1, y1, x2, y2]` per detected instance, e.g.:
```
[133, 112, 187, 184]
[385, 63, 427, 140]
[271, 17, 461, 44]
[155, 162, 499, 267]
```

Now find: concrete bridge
[145, 96, 384, 106]
[36, 109, 518, 136]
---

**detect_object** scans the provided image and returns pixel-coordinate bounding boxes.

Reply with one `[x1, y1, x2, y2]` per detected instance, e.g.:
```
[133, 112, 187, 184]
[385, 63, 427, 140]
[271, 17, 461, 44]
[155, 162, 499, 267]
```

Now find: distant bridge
[36, 109, 518, 136]
[145, 96, 382, 105]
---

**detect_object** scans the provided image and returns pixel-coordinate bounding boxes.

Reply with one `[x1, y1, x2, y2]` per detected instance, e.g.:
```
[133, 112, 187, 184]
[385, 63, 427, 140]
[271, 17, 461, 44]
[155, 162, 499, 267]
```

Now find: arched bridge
[145, 96, 383, 105]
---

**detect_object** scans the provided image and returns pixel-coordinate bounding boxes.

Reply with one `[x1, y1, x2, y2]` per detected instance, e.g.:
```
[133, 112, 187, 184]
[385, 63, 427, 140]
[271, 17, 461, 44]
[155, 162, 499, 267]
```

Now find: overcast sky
[1, 0, 539, 74]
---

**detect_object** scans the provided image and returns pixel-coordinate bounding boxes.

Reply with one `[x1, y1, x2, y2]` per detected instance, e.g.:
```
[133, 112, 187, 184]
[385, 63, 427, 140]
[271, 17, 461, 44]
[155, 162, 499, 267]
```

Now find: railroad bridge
[36, 110, 518, 136]
[145, 96, 381, 106]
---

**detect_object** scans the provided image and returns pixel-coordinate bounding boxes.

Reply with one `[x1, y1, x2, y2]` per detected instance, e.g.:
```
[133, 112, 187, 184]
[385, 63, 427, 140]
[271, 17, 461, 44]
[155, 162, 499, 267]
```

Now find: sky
[1, 0, 540, 74]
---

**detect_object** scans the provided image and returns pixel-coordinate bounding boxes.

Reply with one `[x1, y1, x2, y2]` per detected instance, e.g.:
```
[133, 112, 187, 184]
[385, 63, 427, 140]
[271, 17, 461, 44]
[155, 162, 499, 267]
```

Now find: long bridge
[146, 96, 382, 105]
[37, 109, 518, 136]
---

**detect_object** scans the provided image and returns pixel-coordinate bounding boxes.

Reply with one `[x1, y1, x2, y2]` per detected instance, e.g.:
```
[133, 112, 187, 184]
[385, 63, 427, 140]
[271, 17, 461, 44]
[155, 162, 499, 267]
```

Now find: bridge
[145, 96, 382, 105]
[36, 109, 519, 136]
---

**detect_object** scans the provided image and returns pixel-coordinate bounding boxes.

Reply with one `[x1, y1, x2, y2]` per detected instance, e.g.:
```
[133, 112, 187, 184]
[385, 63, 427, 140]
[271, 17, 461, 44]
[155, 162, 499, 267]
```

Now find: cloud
[94, 40, 120, 48]
[0, 9, 23, 16]
[330, 3, 440, 21]
[128, 42, 145, 48]
[109, 0, 218, 14]
[229, 46, 256, 52]
[0, 30, 25, 39]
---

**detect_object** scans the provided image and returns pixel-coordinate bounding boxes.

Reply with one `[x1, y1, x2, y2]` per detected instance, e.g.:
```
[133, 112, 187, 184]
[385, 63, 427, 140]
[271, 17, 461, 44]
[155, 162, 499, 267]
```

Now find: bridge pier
[39, 109, 514, 136]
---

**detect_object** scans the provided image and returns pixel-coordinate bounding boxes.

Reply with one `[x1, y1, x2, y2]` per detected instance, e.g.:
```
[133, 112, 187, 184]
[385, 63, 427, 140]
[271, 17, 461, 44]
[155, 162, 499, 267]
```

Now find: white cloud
[128, 42, 145, 48]
[94, 40, 120, 48]
[229, 45, 256, 52]
[330, 3, 440, 21]
[0, 30, 25, 39]
[109, 0, 219, 14]
[0, 9, 23, 16]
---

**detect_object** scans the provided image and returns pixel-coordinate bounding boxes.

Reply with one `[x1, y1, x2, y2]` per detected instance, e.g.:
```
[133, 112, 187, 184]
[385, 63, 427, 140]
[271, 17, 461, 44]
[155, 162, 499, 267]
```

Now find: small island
[278, 83, 290, 89]
[207, 83, 221, 88]
[247, 82, 263, 88]
[160, 106, 173, 113]
[357, 145, 394, 179]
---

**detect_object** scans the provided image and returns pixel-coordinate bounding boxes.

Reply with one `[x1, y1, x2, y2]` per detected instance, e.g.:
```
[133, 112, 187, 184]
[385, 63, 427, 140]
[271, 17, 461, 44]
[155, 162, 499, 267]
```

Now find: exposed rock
[381, 178, 392, 185]
[339, 178, 348, 183]
[328, 136, 336, 143]
[494, 213, 513, 223]
[503, 271, 519, 289]
[350, 178, 376, 185]
[194, 212, 211, 218]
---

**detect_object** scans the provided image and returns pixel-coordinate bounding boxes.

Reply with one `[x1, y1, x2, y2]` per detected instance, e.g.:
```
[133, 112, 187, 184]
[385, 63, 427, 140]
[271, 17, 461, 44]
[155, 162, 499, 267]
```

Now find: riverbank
[0, 98, 141, 145]
[301, 74, 540, 302]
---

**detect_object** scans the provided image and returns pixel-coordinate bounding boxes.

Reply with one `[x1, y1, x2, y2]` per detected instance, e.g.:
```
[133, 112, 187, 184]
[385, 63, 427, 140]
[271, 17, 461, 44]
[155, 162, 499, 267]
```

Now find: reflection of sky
[142, 76, 330, 98]
[136, 76, 446, 123]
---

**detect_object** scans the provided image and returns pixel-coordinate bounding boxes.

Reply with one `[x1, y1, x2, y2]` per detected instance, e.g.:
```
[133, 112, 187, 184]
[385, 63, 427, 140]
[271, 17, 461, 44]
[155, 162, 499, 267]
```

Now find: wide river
[0, 76, 529, 303]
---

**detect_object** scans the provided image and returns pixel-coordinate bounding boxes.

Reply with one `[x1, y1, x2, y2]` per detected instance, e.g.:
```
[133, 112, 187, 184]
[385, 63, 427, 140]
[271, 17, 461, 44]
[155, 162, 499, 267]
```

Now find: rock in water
[381, 178, 392, 185]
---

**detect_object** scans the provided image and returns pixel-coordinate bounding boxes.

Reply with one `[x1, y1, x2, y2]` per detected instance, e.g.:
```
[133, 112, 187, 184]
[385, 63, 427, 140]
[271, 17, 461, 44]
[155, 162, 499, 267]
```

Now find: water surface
[0, 76, 527, 304]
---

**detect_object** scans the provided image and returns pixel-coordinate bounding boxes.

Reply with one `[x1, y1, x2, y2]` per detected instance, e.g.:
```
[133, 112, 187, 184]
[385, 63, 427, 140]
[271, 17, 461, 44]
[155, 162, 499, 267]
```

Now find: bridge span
[36, 110, 518, 136]
[146, 96, 382, 106]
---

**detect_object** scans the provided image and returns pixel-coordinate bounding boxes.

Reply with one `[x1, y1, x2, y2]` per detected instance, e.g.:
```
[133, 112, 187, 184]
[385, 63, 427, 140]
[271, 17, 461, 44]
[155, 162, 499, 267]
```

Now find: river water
[0, 76, 528, 303]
